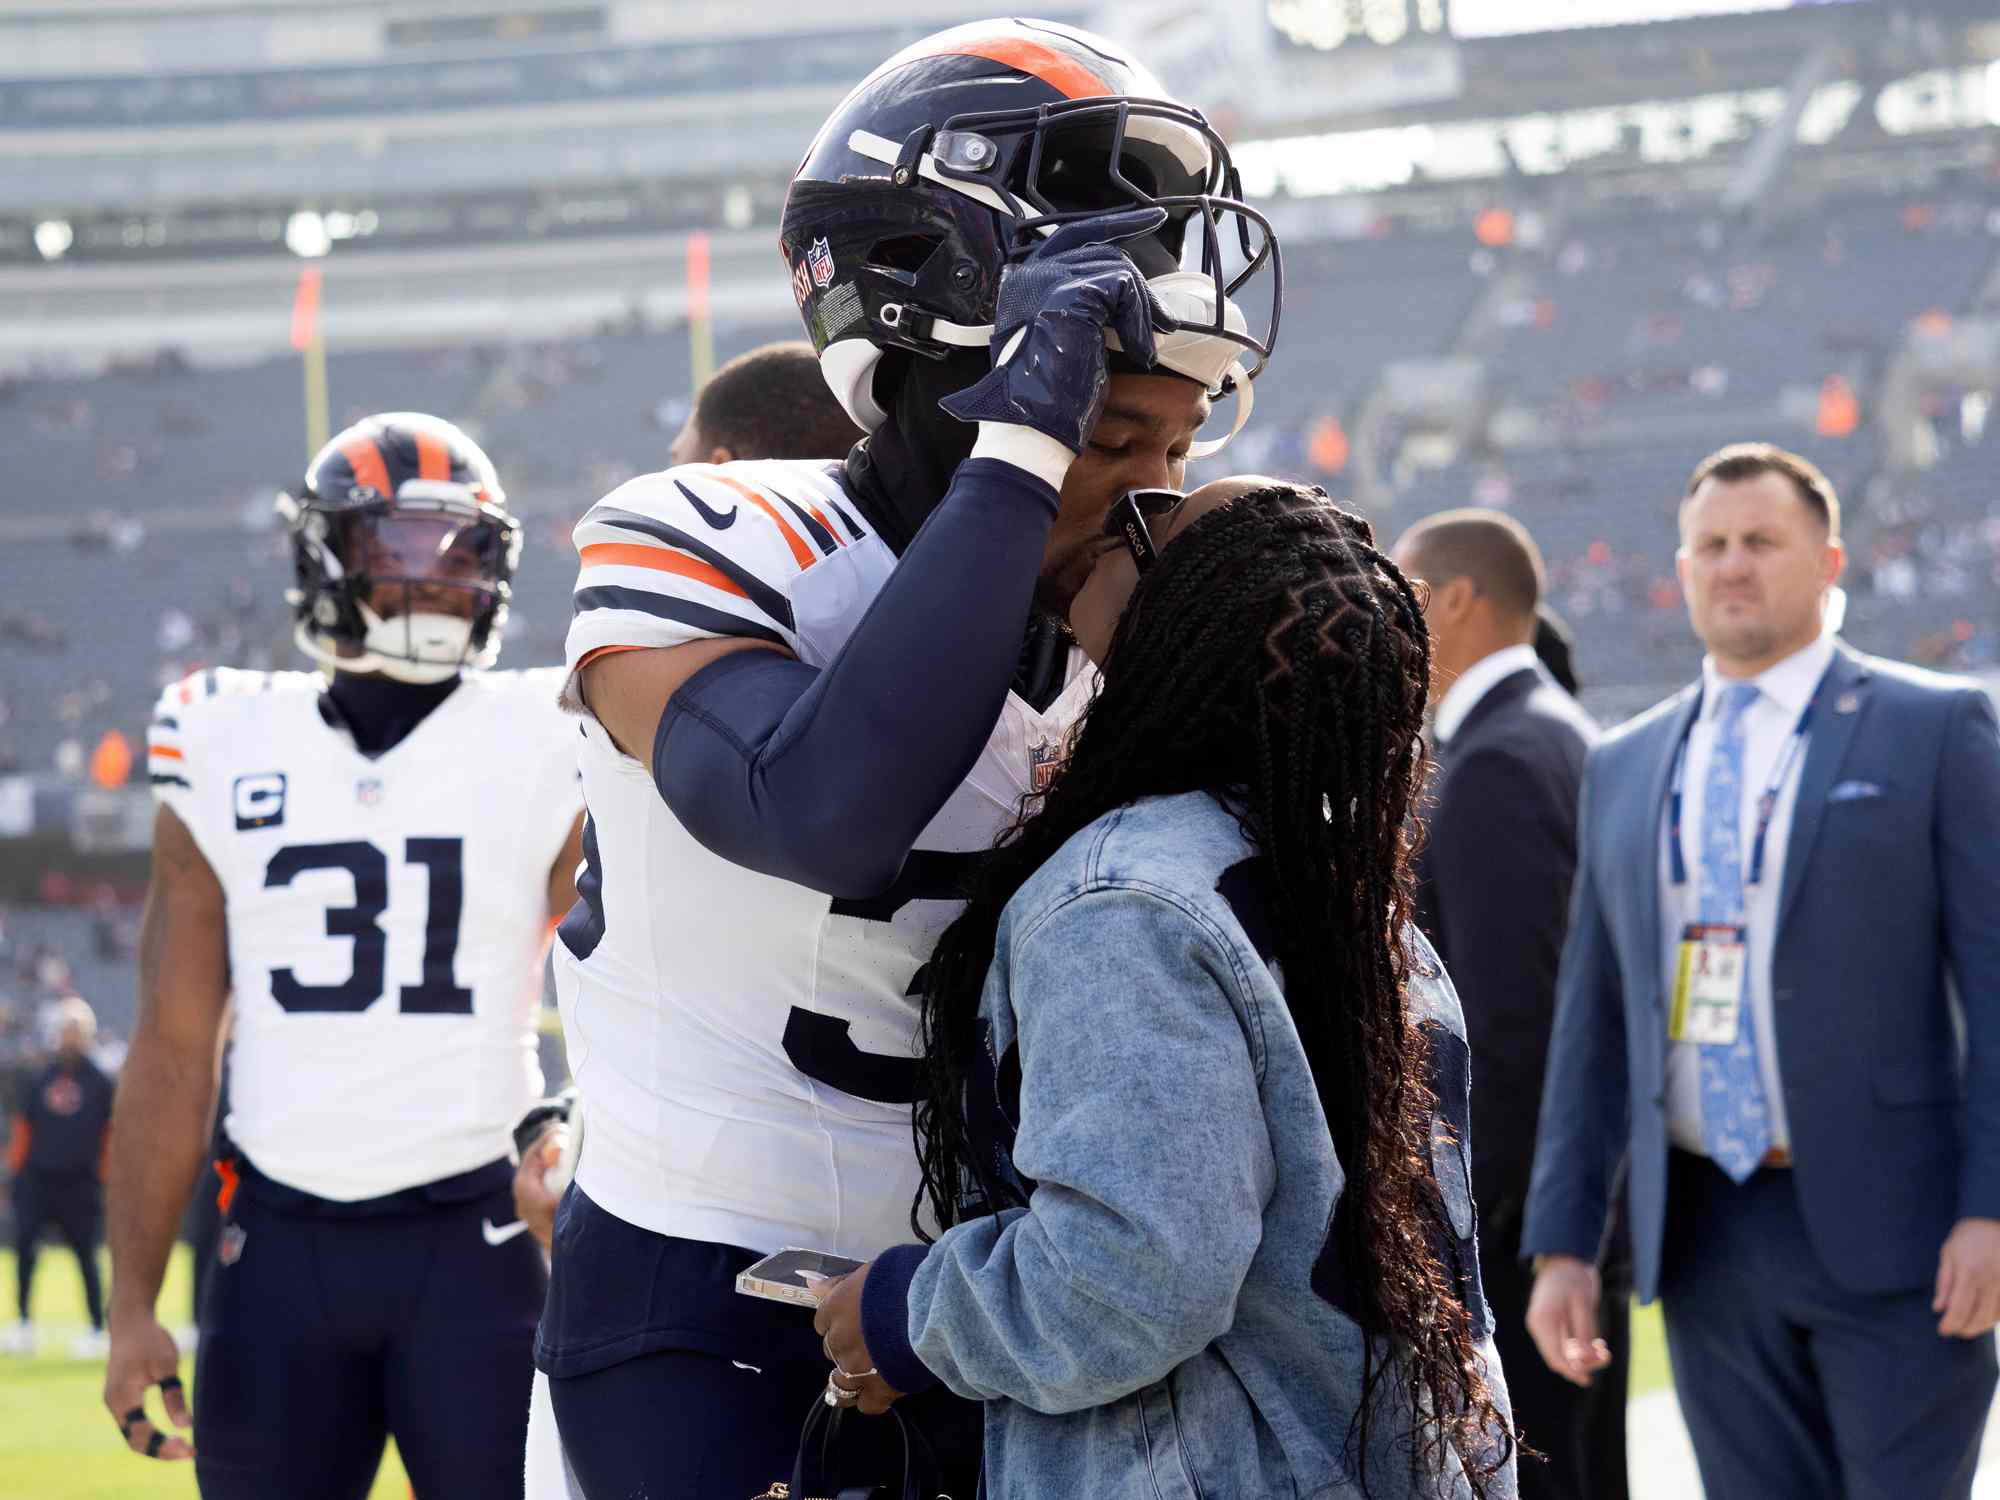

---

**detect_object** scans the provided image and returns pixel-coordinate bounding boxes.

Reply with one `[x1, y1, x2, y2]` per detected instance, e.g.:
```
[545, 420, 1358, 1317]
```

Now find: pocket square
[1827, 780, 1884, 802]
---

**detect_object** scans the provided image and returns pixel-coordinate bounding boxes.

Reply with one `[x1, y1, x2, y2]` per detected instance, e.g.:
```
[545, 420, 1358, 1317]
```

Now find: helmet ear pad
[784, 173, 1009, 431]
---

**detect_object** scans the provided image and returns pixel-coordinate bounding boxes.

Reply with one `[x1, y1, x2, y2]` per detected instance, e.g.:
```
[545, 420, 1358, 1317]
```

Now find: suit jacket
[1522, 642, 2000, 1301]
[1417, 664, 1597, 1241]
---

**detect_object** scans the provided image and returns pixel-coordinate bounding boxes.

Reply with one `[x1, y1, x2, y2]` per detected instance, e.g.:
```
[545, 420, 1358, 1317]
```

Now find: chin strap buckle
[877, 302, 991, 354]
[891, 126, 934, 189]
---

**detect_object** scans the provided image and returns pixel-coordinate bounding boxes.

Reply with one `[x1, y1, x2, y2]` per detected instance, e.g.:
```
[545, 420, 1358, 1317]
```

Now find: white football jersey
[557, 458, 1092, 1259]
[147, 666, 583, 1201]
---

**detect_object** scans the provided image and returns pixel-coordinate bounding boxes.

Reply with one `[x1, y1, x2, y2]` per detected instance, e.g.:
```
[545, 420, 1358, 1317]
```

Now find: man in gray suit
[1522, 443, 2000, 1499]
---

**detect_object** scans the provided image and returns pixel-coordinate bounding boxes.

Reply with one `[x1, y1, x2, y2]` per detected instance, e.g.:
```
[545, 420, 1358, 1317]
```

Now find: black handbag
[751, 1394, 951, 1500]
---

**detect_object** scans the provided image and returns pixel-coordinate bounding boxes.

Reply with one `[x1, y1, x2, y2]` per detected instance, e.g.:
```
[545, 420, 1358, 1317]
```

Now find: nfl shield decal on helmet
[807, 237, 836, 290]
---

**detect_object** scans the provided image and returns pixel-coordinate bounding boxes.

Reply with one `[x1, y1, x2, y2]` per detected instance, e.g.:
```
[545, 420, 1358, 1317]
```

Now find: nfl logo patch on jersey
[218, 1223, 246, 1266]
[1029, 739, 1061, 794]
[808, 237, 836, 290]
[355, 777, 384, 807]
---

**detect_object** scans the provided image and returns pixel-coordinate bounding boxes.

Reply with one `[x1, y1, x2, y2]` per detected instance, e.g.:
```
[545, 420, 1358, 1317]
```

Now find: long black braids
[912, 483, 1513, 1499]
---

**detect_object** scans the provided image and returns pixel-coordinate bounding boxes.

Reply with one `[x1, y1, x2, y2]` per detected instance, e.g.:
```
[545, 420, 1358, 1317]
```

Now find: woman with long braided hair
[814, 478, 1518, 1499]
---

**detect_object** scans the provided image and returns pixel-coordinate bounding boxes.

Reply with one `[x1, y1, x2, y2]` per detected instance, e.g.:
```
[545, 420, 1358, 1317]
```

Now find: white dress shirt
[1661, 629, 1838, 1155]
[1434, 643, 1543, 746]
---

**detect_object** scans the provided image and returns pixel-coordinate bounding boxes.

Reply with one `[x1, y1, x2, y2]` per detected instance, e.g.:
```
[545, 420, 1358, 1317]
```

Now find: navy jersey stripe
[557, 815, 606, 961]
[585, 506, 796, 631]
[152, 715, 180, 730]
[769, 489, 840, 556]
[572, 586, 790, 651]
[151, 773, 191, 788]
[826, 499, 866, 543]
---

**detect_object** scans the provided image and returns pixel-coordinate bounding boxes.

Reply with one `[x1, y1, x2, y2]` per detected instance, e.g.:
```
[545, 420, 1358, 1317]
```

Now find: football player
[513, 341, 867, 1261]
[518, 339, 863, 1500]
[100, 414, 585, 1500]
[535, 20, 1281, 1499]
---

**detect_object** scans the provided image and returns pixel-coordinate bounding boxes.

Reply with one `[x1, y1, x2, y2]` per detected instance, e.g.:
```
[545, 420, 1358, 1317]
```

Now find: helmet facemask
[281, 483, 521, 684]
[829, 96, 1280, 454]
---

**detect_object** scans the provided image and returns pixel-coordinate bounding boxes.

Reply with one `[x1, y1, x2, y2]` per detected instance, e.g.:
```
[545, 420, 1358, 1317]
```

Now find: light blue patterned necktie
[1697, 680, 1771, 1181]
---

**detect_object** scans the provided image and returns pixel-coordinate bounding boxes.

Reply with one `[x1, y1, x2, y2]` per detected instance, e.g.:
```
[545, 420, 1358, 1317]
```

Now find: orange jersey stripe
[580, 542, 751, 601]
[575, 644, 646, 671]
[804, 503, 846, 546]
[413, 428, 450, 482]
[149, 745, 185, 762]
[710, 475, 816, 571]
[942, 37, 1107, 99]
[341, 436, 393, 496]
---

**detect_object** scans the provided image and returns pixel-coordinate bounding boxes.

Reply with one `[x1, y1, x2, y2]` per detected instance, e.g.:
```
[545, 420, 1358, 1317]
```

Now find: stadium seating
[0, 186, 1994, 780]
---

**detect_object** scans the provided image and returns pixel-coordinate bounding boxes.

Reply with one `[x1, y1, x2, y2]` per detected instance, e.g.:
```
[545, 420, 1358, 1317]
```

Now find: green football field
[0, 1245, 1670, 1497]
[0, 1247, 410, 1500]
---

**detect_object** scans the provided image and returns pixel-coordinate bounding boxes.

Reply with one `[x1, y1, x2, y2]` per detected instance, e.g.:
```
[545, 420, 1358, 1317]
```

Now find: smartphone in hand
[736, 1247, 865, 1308]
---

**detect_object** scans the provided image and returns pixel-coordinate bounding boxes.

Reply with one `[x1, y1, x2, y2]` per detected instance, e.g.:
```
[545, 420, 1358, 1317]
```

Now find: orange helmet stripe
[413, 428, 451, 483]
[940, 37, 1108, 100]
[340, 436, 393, 496]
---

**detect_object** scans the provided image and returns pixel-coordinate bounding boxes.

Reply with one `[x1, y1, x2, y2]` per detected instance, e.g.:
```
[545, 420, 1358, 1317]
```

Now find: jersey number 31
[262, 838, 472, 1014]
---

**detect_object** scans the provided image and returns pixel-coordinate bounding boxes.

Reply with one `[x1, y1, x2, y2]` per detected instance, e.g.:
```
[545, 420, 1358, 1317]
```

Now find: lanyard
[1667, 668, 1827, 889]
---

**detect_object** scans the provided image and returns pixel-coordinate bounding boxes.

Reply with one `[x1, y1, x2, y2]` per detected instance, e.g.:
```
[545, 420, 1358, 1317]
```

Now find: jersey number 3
[263, 838, 473, 1014]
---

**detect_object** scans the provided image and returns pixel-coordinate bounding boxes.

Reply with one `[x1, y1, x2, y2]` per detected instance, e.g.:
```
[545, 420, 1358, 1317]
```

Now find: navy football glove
[940, 208, 1169, 455]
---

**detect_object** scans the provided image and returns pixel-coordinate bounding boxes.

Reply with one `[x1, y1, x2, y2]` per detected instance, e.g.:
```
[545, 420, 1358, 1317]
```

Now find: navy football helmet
[277, 413, 522, 683]
[778, 18, 1280, 455]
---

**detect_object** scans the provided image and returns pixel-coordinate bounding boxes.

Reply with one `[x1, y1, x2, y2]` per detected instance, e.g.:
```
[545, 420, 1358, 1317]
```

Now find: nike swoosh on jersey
[482, 1218, 532, 1246]
[677, 481, 737, 530]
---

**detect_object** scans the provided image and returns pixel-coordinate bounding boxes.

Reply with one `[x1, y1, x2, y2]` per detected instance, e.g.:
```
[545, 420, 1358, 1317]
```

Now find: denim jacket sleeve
[893, 883, 1277, 1415]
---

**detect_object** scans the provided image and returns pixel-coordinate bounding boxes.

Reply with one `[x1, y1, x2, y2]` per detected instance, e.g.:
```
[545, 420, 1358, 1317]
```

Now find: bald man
[1392, 510, 1624, 1500]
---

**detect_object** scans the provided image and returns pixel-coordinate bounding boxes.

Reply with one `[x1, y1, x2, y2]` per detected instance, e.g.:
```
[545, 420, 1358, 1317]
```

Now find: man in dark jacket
[1395, 509, 1627, 1500]
[7, 994, 115, 1358]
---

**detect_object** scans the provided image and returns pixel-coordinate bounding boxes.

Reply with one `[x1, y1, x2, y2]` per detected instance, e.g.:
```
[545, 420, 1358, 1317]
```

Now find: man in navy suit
[1522, 443, 2000, 1499]
[1395, 509, 1627, 1500]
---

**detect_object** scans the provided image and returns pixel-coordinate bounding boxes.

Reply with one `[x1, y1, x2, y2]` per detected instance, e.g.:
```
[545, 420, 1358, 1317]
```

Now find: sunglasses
[1104, 488, 1188, 575]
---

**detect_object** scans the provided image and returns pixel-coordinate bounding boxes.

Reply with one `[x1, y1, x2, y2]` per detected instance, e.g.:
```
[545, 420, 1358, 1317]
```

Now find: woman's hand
[812, 1261, 905, 1416]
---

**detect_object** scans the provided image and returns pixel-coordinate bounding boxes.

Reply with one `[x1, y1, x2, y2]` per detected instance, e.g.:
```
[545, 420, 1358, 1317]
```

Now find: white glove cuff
[971, 424, 1075, 490]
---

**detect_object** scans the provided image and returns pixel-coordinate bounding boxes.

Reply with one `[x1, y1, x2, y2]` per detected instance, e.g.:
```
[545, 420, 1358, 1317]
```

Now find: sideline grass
[0, 1246, 409, 1500]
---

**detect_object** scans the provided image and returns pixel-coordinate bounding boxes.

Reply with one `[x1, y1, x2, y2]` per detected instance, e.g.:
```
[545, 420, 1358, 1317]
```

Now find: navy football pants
[549, 1353, 985, 1500]
[193, 1183, 546, 1500]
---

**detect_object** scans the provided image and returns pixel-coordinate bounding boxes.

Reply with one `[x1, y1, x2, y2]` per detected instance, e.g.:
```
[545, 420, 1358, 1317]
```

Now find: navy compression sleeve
[651, 453, 1060, 897]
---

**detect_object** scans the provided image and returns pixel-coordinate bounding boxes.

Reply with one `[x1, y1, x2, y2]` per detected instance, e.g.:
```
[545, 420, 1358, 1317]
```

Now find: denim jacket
[861, 790, 1516, 1500]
